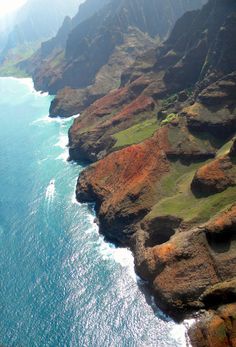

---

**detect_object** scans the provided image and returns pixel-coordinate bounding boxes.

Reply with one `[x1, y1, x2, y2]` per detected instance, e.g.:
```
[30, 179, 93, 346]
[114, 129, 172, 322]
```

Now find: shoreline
[6, 56, 236, 346]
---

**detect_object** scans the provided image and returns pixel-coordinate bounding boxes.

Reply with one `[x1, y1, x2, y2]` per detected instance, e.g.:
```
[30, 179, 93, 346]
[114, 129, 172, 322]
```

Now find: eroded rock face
[162, 1, 236, 92]
[134, 205, 236, 316]
[191, 154, 236, 196]
[68, 86, 136, 161]
[182, 73, 236, 138]
[76, 133, 170, 244]
[76, 105, 236, 314]
[198, 72, 236, 107]
[189, 303, 236, 347]
[49, 87, 103, 118]
[68, 78, 160, 161]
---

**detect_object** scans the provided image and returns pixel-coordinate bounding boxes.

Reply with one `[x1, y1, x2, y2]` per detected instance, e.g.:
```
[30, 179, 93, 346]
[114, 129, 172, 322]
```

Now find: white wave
[71, 193, 80, 205]
[18, 78, 35, 93]
[3, 76, 33, 87]
[45, 179, 56, 201]
[56, 149, 69, 162]
[86, 213, 136, 280]
[0, 77, 49, 97]
[17, 78, 49, 96]
[71, 113, 80, 119]
[170, 325, 188, 347]
[99, 240, 136, 280]
[31, 115, 62, 125]
[88, 212, 96, 225]
[170, 318, 195, 347]
[54, 133, 68, 149]
[31, 109, 81, 126]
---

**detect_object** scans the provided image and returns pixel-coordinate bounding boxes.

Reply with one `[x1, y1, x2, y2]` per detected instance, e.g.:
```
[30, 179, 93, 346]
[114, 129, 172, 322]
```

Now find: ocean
[0, 77, 189, 347]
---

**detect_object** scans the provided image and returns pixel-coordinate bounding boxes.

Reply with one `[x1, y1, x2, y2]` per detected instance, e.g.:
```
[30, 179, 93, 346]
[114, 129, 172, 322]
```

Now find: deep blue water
[0, 77, 189, 347]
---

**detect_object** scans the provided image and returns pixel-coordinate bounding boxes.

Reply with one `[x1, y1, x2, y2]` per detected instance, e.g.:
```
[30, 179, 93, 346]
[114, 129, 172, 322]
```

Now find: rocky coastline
[67, 2, 236, 345]
[27, 0, 236, 345]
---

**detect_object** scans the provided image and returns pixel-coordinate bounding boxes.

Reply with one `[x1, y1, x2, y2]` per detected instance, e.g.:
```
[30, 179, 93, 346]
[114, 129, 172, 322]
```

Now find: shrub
[161, 113, 178, 126]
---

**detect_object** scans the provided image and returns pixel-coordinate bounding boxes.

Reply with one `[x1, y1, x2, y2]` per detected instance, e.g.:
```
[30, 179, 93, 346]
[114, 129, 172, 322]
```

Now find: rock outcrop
[191, 151, 236, 196]
[183, 73, 236, 138]
[134, 205, 236, 315]
[76, 129, 171, 244]
[189, 304, 236, 347]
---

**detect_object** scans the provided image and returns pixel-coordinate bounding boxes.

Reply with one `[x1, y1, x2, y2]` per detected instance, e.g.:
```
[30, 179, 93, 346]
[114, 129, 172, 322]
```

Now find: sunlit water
[0, 77, 190, 347]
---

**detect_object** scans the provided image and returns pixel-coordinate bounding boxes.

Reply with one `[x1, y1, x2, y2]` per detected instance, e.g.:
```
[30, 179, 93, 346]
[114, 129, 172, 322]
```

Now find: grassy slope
[147, 143, 236, 223]
[112, 117, 159, 149]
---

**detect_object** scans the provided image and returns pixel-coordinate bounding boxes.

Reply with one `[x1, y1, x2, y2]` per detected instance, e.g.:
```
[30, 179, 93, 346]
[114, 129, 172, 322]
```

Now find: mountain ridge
[22, 0, 206, 110]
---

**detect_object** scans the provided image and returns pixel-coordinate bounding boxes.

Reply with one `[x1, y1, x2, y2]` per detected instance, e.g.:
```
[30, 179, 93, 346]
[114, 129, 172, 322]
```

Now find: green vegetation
[146, 158, 236, 223]
[112, 117, 159, 148]
[161, 113, 178, 126]
[0, 65, 29, 78]
[215, 324, 227, 342]
[159, 160, 204, 197]
[217, 138, 234, 157]
[0, 43, 39, 78]
[148, 183, 236, 223]
[161, 94, 178, 109]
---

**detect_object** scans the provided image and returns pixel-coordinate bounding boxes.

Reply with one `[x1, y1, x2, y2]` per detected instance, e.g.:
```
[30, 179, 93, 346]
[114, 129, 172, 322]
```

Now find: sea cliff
[26, 0, 236, 345]
[68, 1, 236, 345]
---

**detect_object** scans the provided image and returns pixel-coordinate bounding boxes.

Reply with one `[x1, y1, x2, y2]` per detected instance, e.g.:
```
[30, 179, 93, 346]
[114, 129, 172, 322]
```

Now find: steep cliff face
[34, 0, 110, 60]
[71, 0, 236, 344]
[25, 0, 206, 98]
[162, 0, 236, 91]
[64, 0, 205, 71]
[50, 0, 236, 119]
[123, 0, 236, 92]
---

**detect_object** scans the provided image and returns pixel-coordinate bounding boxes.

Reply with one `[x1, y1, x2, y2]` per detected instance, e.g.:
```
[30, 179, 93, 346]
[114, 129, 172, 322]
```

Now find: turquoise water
[0, 77, 188, 347]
